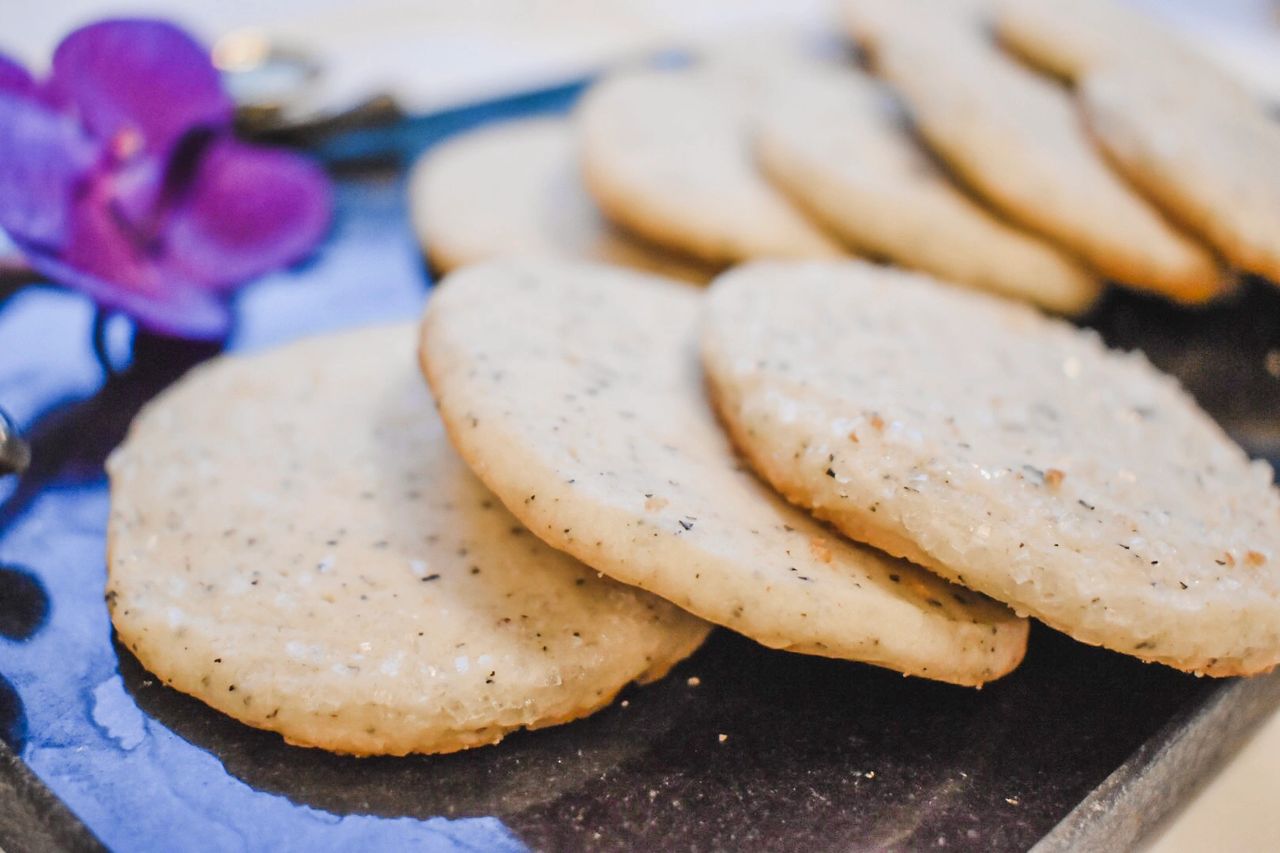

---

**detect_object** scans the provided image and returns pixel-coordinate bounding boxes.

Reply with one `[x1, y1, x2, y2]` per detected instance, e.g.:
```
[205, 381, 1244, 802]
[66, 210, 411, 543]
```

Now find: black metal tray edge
[1037, 669, 1280, 851]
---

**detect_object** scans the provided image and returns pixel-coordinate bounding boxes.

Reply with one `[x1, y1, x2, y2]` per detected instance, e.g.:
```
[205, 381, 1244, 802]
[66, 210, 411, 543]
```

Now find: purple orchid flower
[0, 19, 331, 339]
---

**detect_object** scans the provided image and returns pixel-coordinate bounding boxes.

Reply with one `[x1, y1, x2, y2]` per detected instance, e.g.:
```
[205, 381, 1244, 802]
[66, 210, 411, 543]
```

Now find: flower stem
[91, 309, 128, 379]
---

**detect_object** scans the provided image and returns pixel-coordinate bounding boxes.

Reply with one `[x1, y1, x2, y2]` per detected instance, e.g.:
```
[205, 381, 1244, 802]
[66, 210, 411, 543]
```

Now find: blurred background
[5, 0, 1279, 128]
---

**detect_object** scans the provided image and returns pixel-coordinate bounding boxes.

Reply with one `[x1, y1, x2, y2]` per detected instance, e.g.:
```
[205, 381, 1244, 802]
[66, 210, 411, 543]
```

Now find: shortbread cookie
[576, 69, 845, 266]
[841, 0, 990, 50]
[753, 62, 1101, 314]
[848, 9, 1225, 303]
[107, 324, 710, 756]
[421, 261, 1027, 687]
[1080, 67, 1280, 285]
[702, 261, 1280, 676]
[408, 118, 713, 282]
[993, 0, 1247, 98]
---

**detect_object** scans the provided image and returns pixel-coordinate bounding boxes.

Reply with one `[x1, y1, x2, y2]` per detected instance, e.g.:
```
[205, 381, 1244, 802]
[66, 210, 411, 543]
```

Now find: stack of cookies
[411, 0, 1280, 309]
[106, 0, 1280, 757]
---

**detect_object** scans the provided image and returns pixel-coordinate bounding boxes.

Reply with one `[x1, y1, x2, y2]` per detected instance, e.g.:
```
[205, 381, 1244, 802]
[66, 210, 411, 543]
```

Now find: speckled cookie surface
[850, 11, 1224, 304]
[702, 261, 1280, 676]
[753, 62, 1100, 314]
[106, 324, 710, 756]
[420, 260, 1027, 687]
[408, 118, 712, 282]
[576, 68, 845, 266]
[1079, 67, 1280, 286]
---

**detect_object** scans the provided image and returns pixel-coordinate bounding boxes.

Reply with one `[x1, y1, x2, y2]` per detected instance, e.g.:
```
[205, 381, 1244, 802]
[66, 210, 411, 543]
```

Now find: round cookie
[701, 260, 1280, 676]
[420, 260, 1028, 687]
[847, 7, 1226, 304]
[842, 0, 991, 48]
[1079, 67, 1280, 286]
[576, 68, 846, 266]
[408, 118, 713, 283]
[752, 61, 1101, 314]
[106, 324, 710, 756]
[994, 0, 1169, 79]
[992, 0, 1247, 99]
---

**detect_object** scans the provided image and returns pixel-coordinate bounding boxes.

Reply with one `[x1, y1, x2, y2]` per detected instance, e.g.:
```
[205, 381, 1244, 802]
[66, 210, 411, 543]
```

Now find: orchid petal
[60, 175, 165, 298]
[16, 162, 231, 338]
[0, 54, 35, 98]
[47, 19, 233, 159]
[106, 154, 167, 237]
[163, 137, 331, 291]
[19, 245, 231, 339]
[0, 93, 96, 249]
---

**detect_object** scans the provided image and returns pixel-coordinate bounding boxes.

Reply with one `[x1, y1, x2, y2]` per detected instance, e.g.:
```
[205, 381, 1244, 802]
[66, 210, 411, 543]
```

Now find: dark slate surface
[0, 84, 1278, 852]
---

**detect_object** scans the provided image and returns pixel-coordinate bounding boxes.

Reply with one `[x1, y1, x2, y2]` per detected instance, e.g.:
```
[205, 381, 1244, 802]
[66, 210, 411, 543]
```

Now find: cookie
[106, 324, 710, 756]
[992, 0, 1247, 97]
[1079, 66, 1280, 286]
[702, 260, 1280, 676]
[408, 118, 713, 283]
[846, 6, 1226, 304]
[420, 260, 1028, 687]
[576, 68, 846, 266]
[841, 0, 990, 51]
[752, 62, 1101, 314]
